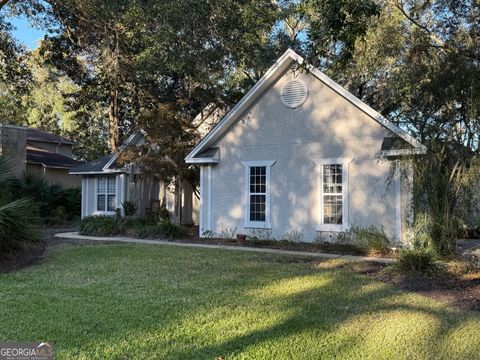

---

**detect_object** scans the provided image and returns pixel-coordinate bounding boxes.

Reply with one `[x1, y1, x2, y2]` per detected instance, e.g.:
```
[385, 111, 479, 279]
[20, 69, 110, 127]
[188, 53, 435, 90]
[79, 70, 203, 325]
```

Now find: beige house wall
[201, 69, 410, 243]
[27, 164, 81, 187]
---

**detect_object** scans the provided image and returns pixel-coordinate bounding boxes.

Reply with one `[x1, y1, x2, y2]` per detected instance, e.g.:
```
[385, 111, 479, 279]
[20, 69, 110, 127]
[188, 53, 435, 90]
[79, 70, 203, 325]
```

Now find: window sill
[92, 211, 116, 216]
[316, 224, 347, 232]
[244, 222, 272, 229]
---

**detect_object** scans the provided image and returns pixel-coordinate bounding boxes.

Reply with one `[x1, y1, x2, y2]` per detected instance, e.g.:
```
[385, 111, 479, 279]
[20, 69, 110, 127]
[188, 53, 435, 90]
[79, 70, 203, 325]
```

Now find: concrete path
[54, 232, 396, 264]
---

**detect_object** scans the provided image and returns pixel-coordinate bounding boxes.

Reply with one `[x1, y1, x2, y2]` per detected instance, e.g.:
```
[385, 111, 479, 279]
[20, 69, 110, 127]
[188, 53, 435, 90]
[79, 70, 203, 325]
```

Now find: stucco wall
[203, 69, 405, 243]
[27, 164, 81, 187]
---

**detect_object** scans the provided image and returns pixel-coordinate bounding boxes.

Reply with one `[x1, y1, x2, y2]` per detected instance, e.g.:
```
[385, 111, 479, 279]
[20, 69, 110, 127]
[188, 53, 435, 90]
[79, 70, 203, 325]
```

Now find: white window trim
[93, 176, 117, 216]
[241, 160, 276, 229]
[313, 157, 354, 232]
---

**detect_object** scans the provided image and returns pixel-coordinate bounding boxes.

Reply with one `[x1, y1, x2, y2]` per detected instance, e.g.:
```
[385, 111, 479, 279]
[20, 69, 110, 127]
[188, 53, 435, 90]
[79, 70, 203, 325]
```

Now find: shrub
[0, 198, 39, 253]
[217, 225, 237, 239]
[281, 228, 304, 243]
[79, 216, 124, 236]
[122, 201, 138, 217]
[0, 157, 39, 253]
[247, 229, 274, 241]
[10, 175, 81, 224]
[159, 201, 170, 221]
[352, 225, 391, 254]
[328, 225, 391, 254]
[134, 221, 188, 240]
[397, 247, 437, 273]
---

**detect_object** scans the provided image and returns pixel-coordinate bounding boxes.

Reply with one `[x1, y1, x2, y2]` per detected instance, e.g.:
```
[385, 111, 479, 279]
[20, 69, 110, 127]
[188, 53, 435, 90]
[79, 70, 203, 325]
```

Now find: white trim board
[186, 48, 426, 163]
[313, 157, 354, 232]
[103, 129, 147, 171]
[241, 160, 276, 229]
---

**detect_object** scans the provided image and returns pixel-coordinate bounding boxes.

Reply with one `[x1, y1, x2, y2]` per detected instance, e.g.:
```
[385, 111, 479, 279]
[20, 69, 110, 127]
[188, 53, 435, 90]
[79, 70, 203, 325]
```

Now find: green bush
[397, 247, 437, 273]
[10, 175, 81, 224]
[0, 158, 39, 254]
[134, 221, 188, 240]
[331, 225, 391, 254]
[122, 201, 138, 217]
[353, 225, 391, 254]
[79, 216, 124, 237]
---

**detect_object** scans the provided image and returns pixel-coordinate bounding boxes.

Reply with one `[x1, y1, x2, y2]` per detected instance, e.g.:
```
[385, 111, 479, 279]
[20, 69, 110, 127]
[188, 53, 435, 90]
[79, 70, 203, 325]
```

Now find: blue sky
[8, 15, 47, 49]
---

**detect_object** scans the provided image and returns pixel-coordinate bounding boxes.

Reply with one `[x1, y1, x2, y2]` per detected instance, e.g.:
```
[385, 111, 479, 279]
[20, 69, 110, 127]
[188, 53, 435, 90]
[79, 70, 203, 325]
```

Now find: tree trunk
[108, 89, 119, 151]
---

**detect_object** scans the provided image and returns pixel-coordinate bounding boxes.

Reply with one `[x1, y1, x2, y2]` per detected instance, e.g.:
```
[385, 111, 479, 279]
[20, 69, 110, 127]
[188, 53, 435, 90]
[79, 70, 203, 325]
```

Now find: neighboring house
[186, 49, 426, 244]
[70, 130, 200, 223]
[0, 124, 83, 187]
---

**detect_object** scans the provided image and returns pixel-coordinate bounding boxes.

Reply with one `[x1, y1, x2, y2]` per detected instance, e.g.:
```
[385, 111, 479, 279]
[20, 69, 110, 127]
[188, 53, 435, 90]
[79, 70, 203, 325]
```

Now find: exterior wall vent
[281, 79, 308, 109]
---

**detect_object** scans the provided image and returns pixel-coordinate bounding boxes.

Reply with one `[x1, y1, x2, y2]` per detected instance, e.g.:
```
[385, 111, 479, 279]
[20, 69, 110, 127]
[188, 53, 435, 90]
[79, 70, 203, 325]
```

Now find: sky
[8, 15, 47, 49]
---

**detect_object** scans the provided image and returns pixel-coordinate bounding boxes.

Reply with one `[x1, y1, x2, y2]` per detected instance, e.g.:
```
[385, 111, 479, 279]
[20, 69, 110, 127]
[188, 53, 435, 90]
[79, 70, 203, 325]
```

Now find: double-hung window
[315, 158, 351, 231]
[96, 176, 116, 213]
[242, 161, 275, 228]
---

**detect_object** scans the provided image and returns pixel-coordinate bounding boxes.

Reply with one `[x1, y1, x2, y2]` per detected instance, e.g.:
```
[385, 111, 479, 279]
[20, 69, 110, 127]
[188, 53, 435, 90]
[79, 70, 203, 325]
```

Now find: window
[97, 176, 116, 212]
[322, 164, 343, 225]
[249, 166, 266, 222]
[315, 158, 351, 231]
[242, 161, 275, 228]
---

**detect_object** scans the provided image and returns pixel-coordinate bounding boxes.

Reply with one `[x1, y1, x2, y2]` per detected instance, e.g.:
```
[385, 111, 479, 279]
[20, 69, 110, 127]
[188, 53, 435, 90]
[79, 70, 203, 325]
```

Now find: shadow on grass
[1, 245, 479, 359]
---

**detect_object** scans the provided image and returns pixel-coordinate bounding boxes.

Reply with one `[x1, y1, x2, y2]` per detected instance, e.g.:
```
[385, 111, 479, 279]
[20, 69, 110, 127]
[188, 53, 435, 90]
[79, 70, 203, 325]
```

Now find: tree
[0, 17, 32, 123]
[303, 0, 480, 255]
[22, 49, 79, 133]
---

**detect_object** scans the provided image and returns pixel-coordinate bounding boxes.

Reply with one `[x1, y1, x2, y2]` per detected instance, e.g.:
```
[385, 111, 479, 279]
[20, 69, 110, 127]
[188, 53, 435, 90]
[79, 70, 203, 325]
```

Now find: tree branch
[0, 0, 12, 11]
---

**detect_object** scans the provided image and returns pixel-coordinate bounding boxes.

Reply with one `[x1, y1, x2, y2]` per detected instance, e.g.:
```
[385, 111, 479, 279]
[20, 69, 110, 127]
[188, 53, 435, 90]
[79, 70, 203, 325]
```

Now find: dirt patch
[0, 240, 47, 274]
[0, 226, 76, 274]
[350, 261, 480, 311]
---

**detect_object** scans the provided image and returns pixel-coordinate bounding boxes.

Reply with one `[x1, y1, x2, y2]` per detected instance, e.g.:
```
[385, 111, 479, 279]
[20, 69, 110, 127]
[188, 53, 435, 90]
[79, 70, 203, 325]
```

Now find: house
[0, 124, 83, 187]
[186, 49, 426, 244]
[70, 130, 200, 223]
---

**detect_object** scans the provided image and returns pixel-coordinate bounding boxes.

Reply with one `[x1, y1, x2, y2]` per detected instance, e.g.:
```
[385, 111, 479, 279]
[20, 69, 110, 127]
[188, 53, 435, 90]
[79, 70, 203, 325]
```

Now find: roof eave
[381, 147, 427, 158]
[185, 157, 219, 164]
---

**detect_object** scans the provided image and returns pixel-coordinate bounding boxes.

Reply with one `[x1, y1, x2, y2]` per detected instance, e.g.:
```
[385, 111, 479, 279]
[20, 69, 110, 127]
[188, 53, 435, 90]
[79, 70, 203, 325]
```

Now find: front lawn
[0, 244, 479, 359]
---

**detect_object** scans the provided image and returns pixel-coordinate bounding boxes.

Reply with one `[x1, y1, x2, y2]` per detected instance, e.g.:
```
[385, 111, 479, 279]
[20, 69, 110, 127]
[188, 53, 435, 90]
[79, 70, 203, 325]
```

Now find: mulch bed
[0, 240, 47, 274]
[0, 226, 76, 274]
[351, 261, 480, 311]
[175, 236, 394, 258]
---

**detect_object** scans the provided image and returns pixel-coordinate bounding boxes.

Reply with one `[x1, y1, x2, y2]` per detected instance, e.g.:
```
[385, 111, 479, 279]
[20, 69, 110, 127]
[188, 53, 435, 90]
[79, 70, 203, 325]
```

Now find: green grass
[0, 244, 479, 359]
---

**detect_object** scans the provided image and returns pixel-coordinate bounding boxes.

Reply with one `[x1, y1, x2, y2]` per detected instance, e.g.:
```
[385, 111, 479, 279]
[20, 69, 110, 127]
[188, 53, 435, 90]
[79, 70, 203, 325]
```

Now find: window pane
[97, 178, 106, 193]
[107, 195, 116, 212]
[108, 177, 116, 193]
[250, 166, 266, 194]
[250, 194, 266, 222]
[323, 195, 342, 224]
[323, 164, 342, 194]
[97, 195, 105, 211]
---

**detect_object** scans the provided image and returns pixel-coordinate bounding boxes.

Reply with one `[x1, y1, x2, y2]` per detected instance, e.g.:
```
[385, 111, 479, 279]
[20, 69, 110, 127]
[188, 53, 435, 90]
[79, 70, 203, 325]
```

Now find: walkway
[54, 232, 396, 264]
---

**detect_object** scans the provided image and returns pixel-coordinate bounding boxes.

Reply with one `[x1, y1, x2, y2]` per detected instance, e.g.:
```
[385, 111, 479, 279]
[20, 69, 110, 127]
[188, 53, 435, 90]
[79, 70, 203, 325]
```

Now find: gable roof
[70, 130, 145, 175]
[26, 145, 83, 169]
[186, 49, 426, 163]
[102, 129, 146, 171]
[69, 155, 114, 174]
[26, 127, 76, 145]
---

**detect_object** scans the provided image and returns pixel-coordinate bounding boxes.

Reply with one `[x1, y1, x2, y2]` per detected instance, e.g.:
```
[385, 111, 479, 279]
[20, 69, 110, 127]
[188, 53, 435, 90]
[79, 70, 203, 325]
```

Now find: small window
[97, 176, 116, 212]
[322, 164, 343, 225]
[249, 166, 266, 222]
[315, 158, 351, 232]
[242, 161, 275, 228]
